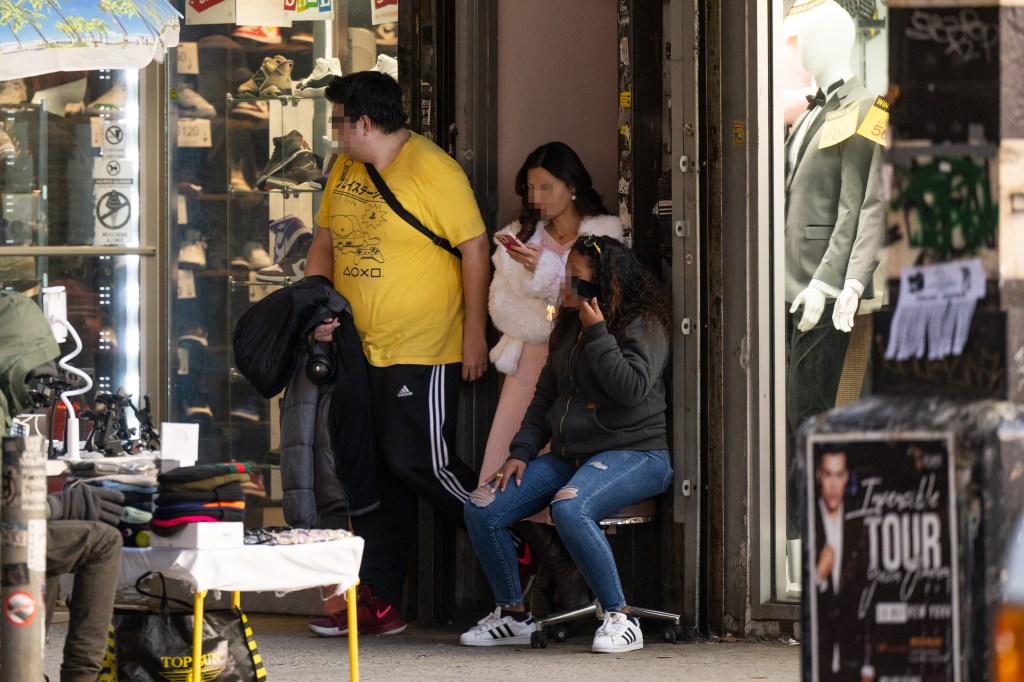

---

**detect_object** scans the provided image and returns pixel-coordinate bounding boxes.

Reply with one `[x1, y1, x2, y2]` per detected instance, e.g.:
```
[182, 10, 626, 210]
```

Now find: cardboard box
[148, 522, 243, 549]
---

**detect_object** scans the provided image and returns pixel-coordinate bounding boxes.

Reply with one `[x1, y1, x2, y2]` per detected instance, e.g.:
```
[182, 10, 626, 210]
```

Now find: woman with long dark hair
[463, 235, 673, 654]
[482, 142, 623, 615]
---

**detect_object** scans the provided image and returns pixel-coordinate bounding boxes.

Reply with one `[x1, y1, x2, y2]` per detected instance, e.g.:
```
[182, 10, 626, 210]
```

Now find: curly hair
[551, 235, 672, 345]
[512, 141, 608, 242]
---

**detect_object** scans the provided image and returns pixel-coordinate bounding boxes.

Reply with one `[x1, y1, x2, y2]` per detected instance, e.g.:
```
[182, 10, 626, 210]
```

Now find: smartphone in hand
[572, 277, 603, 303]
[496, 233, 525, 251]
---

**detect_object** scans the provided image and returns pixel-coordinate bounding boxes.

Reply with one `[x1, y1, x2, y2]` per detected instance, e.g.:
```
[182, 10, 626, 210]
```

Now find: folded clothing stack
[152, 462, 250, 537]
[67, 459, 158, 547]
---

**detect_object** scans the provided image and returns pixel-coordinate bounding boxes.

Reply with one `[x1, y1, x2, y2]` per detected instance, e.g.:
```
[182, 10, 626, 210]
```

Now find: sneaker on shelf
[231, 242, 272, 271]
[256, 233, 311, 283]
[230, 100, 270, 121]
[64, 101, 85, 116]
[178, 326, 208, 347]
[295, 57, 342, 97]
[263, 151, 322, 191]
[230, 394, 261, 422]
[0, 78, 28, 105]
[370, 54, 398, 81]
[591, 612, 644, 653]
[86, 83, 126, 114]
[0, 130, 14, 160]
[268, 215, 312, 263]
[183, 402, 214, 419]
[309, 588, 407, 637]
[175, 83, 216, 118]
[229, 168, 252, 192]
[256, 130, 308, 185]
[177, 230, 207, 270]
[237, 56, 293, 98]
[459, 607, 537, 647]
[257, 131, 322, 190]
[232, 25, 282, 44]
[177, 180, 203, 195]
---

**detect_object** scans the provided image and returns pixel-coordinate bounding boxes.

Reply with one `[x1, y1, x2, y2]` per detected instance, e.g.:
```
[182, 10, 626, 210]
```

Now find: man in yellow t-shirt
[305, 71, 489, 637]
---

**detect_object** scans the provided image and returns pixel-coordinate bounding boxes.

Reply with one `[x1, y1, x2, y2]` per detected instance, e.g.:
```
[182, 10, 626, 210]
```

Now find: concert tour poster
[807, 433, 961, 682]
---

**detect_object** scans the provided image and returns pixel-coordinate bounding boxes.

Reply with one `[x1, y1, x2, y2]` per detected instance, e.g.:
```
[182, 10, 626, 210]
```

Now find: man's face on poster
[817, 451, 848, 514]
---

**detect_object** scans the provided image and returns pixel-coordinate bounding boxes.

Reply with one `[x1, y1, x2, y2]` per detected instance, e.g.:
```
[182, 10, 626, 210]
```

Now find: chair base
[531, 599, 686, 648]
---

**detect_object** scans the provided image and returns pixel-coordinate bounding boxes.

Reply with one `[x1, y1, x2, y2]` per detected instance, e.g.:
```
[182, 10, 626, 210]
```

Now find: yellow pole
[193, 590, 207, 682]
[348, 580, 359, 682]
[232, 591, 241, 609]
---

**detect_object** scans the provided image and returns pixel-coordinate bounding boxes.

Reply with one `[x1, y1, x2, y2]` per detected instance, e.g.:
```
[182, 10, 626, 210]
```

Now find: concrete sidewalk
[45, 613, 800, 681]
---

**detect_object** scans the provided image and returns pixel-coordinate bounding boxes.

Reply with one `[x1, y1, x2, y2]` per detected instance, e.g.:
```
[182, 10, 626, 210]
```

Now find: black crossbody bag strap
[365, 162, 462, 259]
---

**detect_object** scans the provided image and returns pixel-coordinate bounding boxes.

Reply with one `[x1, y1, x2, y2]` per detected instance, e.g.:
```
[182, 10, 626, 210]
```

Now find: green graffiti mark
[890, 157, 998, 260]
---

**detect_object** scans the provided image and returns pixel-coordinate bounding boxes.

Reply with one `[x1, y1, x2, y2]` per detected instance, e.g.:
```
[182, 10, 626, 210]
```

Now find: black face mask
[571, 276, 602, 303]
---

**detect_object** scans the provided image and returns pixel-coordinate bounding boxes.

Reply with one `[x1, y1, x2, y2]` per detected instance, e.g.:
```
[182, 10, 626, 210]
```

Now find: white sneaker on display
[296, 57, 342, 97]
[370, 54, 398, 81]
[591, 612, 644, 653]
[176, 84, 216, 118]
[178, 237, 207, 270]
[459, 608, 536, 647]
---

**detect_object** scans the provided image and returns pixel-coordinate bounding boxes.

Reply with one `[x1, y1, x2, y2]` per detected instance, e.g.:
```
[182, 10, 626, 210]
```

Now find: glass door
[164, 1, 402, 463]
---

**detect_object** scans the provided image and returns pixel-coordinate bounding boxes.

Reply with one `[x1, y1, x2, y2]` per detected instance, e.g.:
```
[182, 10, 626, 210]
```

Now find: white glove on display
[832, 280, 865, 333]
[790, 286, 826, 332]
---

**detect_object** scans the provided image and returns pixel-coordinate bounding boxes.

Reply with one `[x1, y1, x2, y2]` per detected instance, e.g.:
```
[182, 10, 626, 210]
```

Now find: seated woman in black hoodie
[461, 235, 673, 653]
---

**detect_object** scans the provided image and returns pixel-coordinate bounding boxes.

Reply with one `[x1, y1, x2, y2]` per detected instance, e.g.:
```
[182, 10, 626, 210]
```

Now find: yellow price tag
[619, 90, 632, 108]
[856, 96, 890, 146]
[818, 101, 860, 149]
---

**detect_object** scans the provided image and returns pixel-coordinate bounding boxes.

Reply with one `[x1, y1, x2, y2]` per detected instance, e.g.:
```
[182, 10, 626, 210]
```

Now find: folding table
[120, 537, 364, 681]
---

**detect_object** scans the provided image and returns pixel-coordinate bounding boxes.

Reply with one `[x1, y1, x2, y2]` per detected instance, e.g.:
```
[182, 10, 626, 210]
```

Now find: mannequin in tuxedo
[784, 2, 884, 537]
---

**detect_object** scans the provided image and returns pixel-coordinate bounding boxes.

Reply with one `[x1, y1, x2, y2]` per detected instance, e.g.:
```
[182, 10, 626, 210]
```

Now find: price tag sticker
[856, 96, 890, 146]
[177, 268, 196, 300]
[817, 100, 860, 149]
[177, 118, 213, 148]
[177, 194, 188, 225]
[176, 42, 199, 75]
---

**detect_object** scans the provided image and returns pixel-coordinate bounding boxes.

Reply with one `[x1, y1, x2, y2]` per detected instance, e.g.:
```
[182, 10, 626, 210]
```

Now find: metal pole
[0, 435, 48, 681]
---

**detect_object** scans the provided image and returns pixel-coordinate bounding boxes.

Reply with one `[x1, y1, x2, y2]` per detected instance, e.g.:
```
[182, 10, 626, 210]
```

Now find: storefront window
[0, 68, 144, 423]
[770, 0, 890, 603]
[165, 1, 400, 462]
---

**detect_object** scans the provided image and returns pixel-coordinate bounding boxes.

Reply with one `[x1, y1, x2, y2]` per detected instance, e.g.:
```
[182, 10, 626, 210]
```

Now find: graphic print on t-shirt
[331, 158, 389, 275]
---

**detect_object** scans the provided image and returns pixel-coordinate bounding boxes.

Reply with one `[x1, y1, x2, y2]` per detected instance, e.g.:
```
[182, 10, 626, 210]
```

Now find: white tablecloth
[120, 537, 364, 596]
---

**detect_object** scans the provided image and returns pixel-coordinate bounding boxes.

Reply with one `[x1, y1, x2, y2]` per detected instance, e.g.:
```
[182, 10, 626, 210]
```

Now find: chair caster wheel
[531, 631, 548, 648]
[550, 625, 570, 643]
[662, 626, 678, 643]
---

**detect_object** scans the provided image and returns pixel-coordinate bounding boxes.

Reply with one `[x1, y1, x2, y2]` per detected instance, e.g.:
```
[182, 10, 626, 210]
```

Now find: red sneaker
[308, 595, 407, 637]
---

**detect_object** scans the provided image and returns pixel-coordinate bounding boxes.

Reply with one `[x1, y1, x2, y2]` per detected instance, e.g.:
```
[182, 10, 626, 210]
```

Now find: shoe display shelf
[221, 93, 327, 464]
[0, 102, 47, 293]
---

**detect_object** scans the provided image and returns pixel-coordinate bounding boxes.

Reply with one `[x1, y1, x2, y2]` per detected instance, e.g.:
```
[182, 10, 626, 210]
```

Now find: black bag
[99, 573, 265, 682]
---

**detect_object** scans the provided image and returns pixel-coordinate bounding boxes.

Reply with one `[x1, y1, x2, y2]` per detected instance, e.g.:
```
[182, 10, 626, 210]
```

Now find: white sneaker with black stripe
[591, 612, 643, 653]
[459, 607, 536, 647]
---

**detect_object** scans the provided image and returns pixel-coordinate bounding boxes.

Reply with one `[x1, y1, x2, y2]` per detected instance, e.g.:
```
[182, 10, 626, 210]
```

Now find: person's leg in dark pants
[45, 520, 122, 682]
[785, 306, 851, 539]
[354, 363, 476, 610]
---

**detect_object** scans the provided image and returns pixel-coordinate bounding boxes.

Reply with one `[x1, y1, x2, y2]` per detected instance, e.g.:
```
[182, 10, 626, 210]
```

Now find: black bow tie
[806, 88, 826, 110]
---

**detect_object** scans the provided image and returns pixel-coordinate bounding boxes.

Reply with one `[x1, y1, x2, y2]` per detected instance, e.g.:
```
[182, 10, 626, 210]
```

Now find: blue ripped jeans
[464, 449, 672, 612]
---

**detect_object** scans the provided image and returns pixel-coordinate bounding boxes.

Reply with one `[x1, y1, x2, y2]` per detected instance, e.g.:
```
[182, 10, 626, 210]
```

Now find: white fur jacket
[488, 214, 624, 374]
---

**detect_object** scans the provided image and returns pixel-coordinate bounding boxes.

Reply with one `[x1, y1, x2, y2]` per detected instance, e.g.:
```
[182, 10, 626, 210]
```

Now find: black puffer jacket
[233, 277, 378, 527]
[280, 310, 379, 528]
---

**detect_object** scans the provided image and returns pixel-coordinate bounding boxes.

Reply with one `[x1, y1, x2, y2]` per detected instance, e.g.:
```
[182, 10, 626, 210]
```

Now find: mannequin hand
[507, 243, 542, 273]
[789, 287, 825, 332]
[832, 286, 861, 333]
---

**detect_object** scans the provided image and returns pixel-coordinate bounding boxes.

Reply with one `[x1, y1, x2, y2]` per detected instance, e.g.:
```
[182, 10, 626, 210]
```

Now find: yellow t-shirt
[315, 132, 485, 367]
